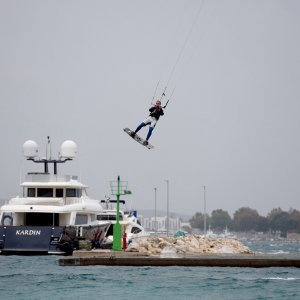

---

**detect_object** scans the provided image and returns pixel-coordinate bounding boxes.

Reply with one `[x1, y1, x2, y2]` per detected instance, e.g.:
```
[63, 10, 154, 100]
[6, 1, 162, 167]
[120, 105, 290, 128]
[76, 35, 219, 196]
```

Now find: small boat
[94, 197, 148, 248]
[206, 226, 218, 238]
[0, 139, 109, 255]
[219, 227, 237, 239]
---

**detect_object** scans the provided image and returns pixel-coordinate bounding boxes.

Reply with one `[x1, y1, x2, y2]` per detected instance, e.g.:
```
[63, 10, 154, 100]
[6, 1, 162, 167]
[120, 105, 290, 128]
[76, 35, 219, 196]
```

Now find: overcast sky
[0, 0, 299, 217]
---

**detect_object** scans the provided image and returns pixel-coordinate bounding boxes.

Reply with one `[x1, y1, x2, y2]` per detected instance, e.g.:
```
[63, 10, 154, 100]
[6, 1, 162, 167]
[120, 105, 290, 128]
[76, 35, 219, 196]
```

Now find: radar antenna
[22, 137, 77, 174]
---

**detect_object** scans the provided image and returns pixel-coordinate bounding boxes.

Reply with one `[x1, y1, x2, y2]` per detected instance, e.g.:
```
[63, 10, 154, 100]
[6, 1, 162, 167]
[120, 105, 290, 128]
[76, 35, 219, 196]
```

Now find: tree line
[188, 207, 300, 237]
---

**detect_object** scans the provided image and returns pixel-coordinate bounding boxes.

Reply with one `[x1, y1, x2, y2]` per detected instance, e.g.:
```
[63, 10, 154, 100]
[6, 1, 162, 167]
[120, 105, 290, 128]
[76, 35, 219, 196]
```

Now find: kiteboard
[123, 128, 154, 150]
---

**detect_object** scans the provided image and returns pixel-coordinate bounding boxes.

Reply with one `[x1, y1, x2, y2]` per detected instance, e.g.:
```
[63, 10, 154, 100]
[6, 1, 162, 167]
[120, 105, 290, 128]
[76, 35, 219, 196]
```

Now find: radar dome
[23, 140, 38, 158]
[60, 140, 77, 159]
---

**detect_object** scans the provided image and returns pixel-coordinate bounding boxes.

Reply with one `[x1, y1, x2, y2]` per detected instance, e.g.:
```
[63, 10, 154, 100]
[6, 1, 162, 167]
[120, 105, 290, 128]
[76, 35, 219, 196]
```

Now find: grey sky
[0, 0, 299, 217]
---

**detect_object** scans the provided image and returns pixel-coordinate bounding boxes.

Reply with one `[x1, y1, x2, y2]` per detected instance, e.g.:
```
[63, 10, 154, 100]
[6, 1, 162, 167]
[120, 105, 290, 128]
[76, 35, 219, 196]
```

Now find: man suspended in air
[130, 100, 164, 145]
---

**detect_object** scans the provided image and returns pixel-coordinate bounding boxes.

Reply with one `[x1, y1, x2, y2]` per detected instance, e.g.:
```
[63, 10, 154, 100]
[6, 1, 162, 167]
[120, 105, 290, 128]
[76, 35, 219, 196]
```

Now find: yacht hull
[0, 226, 73, 255]
[0, 224, 108, 255]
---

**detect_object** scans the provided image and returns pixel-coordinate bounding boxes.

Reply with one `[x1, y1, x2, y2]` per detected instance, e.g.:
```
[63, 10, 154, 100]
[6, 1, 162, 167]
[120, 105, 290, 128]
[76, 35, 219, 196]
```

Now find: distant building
[287, 232, 300, 241]
[140, 215, 182, 234]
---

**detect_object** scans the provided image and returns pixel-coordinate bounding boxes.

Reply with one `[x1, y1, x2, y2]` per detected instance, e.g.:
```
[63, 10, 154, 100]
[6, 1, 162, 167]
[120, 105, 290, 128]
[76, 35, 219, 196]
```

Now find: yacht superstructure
[0, 139, 109, 255]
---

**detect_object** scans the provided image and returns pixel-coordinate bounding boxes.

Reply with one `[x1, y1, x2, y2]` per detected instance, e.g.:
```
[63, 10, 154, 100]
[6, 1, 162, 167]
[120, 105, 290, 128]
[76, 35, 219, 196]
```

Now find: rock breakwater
[126, 235, 252, 256]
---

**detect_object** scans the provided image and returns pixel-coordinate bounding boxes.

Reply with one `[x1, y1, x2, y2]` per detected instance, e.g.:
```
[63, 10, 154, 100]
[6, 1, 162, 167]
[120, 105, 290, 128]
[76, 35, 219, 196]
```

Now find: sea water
[0, 242, 300, 300]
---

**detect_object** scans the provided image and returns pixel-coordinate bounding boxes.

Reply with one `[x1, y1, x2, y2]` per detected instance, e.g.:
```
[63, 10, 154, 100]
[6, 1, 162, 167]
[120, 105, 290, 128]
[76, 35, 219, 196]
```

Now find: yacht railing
[25, 173, 78, 183]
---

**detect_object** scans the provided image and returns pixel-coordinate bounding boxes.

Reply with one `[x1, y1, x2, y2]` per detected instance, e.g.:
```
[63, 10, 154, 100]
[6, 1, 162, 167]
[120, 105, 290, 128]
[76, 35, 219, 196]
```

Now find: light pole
[154, 187, 157, 235]
[203, 185, 207, 235]
[165, 179, 169, 235]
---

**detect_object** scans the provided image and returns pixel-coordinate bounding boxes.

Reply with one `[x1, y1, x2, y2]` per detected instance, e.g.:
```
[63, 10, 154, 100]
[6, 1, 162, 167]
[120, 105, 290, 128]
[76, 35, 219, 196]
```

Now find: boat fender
[1, 215, 13, 226]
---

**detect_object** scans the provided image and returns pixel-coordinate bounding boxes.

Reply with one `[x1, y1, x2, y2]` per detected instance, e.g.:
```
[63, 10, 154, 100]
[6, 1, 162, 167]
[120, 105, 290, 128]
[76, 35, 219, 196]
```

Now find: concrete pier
[59, 251, 300, 268]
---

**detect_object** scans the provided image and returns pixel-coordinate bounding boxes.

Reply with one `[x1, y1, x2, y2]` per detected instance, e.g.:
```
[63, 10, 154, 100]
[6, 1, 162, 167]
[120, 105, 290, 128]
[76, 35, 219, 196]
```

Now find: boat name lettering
[15, 230, 42, 236]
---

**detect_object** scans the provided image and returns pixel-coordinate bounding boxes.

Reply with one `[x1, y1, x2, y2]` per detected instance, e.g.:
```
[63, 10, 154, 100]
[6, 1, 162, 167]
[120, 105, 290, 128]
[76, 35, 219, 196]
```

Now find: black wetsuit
[149, 106, 164, 120]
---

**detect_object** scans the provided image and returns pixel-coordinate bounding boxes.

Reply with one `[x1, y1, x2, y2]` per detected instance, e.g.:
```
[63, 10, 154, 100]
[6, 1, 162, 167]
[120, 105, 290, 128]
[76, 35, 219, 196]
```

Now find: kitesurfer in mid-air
[130, 100, 164, 145]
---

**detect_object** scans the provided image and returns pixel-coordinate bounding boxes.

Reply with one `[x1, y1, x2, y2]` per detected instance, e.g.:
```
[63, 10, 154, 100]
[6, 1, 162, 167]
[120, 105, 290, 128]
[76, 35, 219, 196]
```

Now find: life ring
[2, 215, 13, 226]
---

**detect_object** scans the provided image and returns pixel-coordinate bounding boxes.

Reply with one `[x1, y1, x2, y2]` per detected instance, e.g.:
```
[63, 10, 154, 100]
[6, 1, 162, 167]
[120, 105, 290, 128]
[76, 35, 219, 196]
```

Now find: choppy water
[245, 240, 300, 254]
[0, 241, 300, 300]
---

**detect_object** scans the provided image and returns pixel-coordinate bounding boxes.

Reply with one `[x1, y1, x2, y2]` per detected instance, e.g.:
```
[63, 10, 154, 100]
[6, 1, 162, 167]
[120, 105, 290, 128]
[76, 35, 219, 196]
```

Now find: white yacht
[0, 139, 109, 255]
[95, 198, 148, 248]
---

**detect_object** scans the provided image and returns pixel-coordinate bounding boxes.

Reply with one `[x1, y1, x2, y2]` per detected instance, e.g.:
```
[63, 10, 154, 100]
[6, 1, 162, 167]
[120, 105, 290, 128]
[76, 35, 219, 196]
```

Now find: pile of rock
[126, 235, 253, 256]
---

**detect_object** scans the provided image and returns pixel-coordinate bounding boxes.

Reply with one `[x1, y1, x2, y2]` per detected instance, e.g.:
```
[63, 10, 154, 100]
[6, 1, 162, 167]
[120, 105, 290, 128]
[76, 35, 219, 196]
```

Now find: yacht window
[131, 227, 142, 234]
[66, 188, 81, 197]
[37, 188, 53, 197]
[75, 214, 88, 225]
[27, 188, 36, 197]
[105, 224, 113, 237]
[97, 214, 116, 221]
[56, 189, 63, 197]
[97, 214, 123, 221]
[25, 213, 59, 226]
